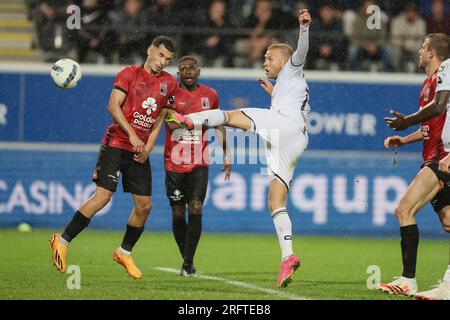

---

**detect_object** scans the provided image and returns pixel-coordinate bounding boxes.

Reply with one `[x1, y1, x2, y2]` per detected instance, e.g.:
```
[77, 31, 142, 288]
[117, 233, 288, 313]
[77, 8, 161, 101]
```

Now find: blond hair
[267, 43, 294, 58]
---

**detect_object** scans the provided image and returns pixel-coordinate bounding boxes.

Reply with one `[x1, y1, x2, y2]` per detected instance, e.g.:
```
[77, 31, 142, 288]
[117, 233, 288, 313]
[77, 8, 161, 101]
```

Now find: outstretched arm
[291, 9, 312, 67]
[384, 90, 450, 131]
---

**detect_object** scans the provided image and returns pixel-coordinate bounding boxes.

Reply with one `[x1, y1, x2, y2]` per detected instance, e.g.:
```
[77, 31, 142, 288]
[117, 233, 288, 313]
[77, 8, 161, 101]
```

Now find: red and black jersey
[164, 84, 219, 173]
[102, 65, 177, 153]
[419, 70, 448, 164]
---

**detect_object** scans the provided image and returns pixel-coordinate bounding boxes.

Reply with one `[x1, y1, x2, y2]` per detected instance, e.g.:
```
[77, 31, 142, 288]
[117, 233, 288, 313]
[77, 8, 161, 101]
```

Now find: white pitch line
[155, 267, 308, 300]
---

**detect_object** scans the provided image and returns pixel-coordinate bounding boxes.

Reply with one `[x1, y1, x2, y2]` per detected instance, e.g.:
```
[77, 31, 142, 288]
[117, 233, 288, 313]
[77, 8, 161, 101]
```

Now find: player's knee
[188, 200, 203, 215]
[136, 201, 152, 216]
[394, 205, 408, 221]
[93, 191, 112, 206]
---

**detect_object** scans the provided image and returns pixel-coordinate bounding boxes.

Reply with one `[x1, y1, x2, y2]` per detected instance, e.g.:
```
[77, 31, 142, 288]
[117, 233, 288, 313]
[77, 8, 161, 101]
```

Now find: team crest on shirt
[201, 97, 210, 109]
[160, 83, 168, 96]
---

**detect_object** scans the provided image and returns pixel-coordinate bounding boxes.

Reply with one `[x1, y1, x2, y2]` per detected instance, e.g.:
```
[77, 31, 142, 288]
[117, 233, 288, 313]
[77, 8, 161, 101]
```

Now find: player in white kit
[385, 53, 450, 300]
[166, 9, 312, 288]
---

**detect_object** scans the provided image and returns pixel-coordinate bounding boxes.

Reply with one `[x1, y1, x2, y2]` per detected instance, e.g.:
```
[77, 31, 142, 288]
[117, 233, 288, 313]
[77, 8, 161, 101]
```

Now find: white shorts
[240, 108, 308, 189]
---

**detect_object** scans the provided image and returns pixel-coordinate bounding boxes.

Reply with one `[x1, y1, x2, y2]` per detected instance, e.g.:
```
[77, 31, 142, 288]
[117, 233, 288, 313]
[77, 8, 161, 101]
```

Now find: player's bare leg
[268, 178, 301, 288]
[223, 110, 252, 131]
[395, 166, 440, 227]
[415, 206, 450, 300]
[113, 194, 152, 280]
[78, 186, 113, 218]
[378, 166, 440, 296]
[50, 186, 112, 273]
[166, 109, 252, 131]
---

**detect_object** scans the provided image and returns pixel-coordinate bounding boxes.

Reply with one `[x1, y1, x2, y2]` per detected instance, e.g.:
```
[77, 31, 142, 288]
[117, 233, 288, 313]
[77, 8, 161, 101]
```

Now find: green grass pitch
[0, 229, 447, 300]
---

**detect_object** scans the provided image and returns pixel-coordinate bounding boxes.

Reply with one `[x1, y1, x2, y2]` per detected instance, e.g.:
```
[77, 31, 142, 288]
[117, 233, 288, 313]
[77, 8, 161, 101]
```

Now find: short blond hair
[267, 43, 294, 58]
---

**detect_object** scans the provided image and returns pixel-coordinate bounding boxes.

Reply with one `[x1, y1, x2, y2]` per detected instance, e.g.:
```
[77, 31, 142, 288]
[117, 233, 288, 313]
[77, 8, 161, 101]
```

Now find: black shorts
[424, 162, 450, 213]
[165, 166, 209, 206]
[92, 144, 152, 196]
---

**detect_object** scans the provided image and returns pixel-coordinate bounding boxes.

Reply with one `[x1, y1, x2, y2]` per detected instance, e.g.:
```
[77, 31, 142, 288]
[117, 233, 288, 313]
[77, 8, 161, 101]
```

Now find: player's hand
[258, 77, 273, 95]
[439, 154, 450, 172]
[134, 149, 150, 164]
[384, 135, 405, 149]
[129, 134, 145, 153]
[223, 157, 231, 181]
[384, 110, 409, 131]
[298, 9, 311, 28]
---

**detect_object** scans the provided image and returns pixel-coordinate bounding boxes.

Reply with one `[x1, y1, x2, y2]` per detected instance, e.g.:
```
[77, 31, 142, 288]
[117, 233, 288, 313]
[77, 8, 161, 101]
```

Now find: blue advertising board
[0, 70, 423, 152]
[0, 148, 446, 237]
[1, 67, 443, 237]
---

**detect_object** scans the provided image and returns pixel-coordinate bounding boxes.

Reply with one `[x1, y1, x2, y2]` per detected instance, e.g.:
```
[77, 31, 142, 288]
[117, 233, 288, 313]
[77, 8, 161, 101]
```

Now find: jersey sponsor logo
[133, 112, 155, 129]
[142, 97, 157, 115]
[201, 97, 210, 109]
[173, 128, 202, 144]
[160, 83, 168, 96]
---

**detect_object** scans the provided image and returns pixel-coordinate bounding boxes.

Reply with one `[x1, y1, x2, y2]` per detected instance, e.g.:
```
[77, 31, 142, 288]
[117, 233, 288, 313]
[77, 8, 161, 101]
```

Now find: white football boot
[378, 276, 418, 296]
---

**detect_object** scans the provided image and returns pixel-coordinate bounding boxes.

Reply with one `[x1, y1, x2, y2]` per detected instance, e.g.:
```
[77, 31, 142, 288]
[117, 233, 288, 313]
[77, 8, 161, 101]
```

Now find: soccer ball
[50, 58, 82, 89]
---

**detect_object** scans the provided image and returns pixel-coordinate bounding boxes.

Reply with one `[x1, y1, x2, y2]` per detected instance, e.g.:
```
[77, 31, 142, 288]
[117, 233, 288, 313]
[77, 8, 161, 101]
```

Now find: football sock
[118, 247, 131, 256]
[59, 236, 69, 247]
[400, 224, 419, 279]
[184, 213, 202, 265]
[120, 224, 144, 252]
[172, 212, 187, 258]
[189, 110, 228, 127]
[61, 210, 91, 243]
[271, 207, 293, 261]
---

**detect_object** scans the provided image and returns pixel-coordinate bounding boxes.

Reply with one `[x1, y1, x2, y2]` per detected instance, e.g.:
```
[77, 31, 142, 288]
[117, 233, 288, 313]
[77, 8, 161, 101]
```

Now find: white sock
[118, 246, 131, 256]
[271, 207, 293, 261]
[189, 110, 228, 127]
[59, 237, 69, 246]
[444, 265, 450, 285]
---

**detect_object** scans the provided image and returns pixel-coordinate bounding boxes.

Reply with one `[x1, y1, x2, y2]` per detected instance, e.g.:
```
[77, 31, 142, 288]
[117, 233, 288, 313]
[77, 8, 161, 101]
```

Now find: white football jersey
[436, 59, 450, 151]
[271, 59, 310, 130]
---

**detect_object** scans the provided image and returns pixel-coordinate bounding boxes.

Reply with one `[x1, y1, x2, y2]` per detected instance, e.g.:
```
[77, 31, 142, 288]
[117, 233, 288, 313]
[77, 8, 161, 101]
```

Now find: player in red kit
[164, 56, 231, 276]
[378, 34, 450, 296]
[49, 36, 178, 279]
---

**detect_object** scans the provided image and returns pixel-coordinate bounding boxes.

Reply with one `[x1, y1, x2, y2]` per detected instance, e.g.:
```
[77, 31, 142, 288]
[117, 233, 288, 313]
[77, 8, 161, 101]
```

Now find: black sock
[400, 224, 419, 278]
[172, 215, 187, 258]
[61, 211, 91, 242]
[184, 214, 202, 265]
[120, 224, 145, 252]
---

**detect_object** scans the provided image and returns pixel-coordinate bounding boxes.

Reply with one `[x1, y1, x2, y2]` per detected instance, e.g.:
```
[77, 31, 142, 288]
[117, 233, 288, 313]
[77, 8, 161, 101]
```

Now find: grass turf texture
[0, 229, 447, 300]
